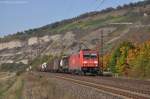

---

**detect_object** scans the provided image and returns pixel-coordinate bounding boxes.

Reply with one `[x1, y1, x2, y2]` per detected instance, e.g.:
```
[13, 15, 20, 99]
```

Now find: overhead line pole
[100, 30, 104, 72]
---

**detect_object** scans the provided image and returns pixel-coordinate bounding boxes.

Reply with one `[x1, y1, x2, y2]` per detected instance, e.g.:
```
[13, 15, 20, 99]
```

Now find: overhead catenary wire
[65, 0, 106, 18]
[94, 0, 106, 11]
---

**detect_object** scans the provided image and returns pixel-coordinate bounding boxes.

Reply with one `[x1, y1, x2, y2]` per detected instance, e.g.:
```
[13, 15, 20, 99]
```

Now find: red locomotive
[68, 49, 100, 75]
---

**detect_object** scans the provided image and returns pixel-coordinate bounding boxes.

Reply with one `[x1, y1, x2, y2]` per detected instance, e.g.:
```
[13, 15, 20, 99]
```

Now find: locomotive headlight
[83, 61, 87, 64]
[94, 61, 98, 64]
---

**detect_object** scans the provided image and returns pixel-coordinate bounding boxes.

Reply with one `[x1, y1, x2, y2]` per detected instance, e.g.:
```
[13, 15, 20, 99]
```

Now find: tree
[108, 41, 134, 74]
[127, 40, 150, 78]
[108, 47, 121, 73]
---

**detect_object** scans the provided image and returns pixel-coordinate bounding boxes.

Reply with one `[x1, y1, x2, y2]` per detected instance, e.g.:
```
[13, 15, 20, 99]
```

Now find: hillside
[0, 0, 150, 66]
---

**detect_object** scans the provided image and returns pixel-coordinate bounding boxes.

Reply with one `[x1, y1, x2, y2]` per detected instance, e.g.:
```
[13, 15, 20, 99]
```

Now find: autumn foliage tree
[102, 53, 111, 71]
[127, 40, 150, 78]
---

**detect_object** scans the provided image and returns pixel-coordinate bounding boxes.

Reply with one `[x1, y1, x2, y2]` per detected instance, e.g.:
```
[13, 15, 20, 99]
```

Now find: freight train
[39, 49, 102, 75]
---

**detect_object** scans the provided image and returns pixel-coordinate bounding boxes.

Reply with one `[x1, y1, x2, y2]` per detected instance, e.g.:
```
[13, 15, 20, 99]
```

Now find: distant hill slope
[0, 0, 150, 65]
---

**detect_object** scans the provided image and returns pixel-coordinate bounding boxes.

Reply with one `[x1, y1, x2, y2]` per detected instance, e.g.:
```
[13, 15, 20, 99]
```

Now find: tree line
[103, 40, 150, 78]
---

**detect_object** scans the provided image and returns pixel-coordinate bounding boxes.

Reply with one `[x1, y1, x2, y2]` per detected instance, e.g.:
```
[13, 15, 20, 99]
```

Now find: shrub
[0, 63, 27, 73]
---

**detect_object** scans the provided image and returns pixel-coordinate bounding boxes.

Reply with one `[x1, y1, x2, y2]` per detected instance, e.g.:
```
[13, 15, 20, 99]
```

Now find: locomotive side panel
[69, 54, 81, 70]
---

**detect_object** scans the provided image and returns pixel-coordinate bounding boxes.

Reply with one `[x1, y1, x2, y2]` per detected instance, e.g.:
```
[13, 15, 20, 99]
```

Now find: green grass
[52, 15, 127, 32]
[0, 74, 16, 98]
[2, 76, 24, 99]
[0, 63, 27, 72]
[56, 22, 81, 32]
[16, 79, 24, 99]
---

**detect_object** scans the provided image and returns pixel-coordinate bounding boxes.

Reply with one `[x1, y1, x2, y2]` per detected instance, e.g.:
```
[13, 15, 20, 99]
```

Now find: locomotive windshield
[91, 53, 97, 58]
[83, 54, 91, 59]
[83, 53, 97, 59]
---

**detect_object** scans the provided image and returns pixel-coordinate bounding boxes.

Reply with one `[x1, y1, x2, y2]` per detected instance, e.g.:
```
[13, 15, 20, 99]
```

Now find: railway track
[53, 74, 150, 99]
[62, 75, 150, 96]
[34, 72, 150, 99]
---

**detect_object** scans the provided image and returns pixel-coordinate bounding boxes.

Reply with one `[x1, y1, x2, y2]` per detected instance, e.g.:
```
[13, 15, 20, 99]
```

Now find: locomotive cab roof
[81, 49, 91, 51]
[80, 49, 97, 52]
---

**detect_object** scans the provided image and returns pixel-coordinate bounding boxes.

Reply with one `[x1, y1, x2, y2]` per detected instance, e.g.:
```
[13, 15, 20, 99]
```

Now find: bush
[0, 63, 27, 73]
